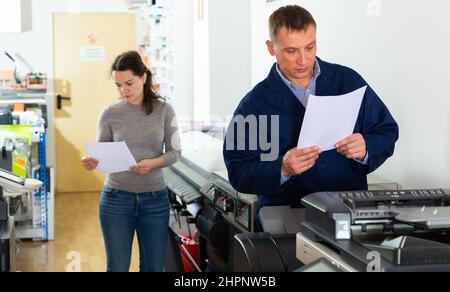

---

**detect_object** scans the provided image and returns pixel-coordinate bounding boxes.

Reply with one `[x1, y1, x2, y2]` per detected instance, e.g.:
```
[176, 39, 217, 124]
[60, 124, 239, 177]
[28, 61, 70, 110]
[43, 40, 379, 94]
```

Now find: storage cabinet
[0, 0, 32, 33]
[0, 93, 54, 241]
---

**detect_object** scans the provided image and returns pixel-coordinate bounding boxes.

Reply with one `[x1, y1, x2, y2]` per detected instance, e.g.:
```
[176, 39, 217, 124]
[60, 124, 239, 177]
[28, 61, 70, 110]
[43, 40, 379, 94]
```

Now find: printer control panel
[331, 189, 448, 208]
[212, 187, 255, 232]
[214, 189, 235, 213]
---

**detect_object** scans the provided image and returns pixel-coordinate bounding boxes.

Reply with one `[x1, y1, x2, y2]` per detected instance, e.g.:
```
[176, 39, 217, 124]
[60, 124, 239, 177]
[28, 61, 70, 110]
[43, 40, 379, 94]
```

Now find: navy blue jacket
[223, 58, 399, 210]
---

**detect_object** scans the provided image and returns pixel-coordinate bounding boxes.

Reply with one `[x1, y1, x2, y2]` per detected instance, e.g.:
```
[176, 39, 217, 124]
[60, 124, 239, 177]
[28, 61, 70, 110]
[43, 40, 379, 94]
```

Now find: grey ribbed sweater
[97, 99, 181, 193]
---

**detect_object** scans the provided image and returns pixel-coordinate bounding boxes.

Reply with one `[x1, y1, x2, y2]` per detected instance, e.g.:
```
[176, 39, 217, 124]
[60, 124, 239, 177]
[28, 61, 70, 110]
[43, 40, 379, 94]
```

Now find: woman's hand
[81, 156, 99, 171]
[130, 159, 155, 175]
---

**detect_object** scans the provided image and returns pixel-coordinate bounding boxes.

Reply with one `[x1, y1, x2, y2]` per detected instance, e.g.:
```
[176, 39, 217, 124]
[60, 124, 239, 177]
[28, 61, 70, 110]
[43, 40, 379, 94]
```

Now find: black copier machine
[298, 189, 450, 272]
[163, 131, 302, 272]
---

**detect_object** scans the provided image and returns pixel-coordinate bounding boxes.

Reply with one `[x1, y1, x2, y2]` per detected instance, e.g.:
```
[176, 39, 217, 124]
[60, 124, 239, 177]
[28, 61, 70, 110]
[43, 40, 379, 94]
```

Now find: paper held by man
[298, 86, 367, 151]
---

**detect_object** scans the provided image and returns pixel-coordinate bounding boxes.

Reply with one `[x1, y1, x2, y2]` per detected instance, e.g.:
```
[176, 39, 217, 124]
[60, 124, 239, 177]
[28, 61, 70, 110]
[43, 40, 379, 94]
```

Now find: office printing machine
[163, 131, 303, 272]
[298, 189, 450, 272]
[0, 169, 42, 272]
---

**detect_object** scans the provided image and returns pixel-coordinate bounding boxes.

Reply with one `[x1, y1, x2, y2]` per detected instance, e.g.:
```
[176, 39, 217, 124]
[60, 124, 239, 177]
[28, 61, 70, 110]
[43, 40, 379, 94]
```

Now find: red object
[198, 0, 204, 20]
[178, 235, 199, 272]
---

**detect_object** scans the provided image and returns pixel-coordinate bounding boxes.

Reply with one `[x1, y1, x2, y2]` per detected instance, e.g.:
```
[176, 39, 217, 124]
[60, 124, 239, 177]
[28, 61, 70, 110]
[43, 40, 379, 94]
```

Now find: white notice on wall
[80, 46, 105, 61]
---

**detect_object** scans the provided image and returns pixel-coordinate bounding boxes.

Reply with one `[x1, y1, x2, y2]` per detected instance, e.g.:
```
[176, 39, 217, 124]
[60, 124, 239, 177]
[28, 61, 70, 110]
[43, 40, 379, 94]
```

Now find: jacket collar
[265, 57, 337, 111]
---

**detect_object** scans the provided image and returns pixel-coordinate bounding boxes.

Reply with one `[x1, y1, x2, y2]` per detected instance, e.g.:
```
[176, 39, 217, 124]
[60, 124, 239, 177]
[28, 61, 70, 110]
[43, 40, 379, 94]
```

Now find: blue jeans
[99, 186, 170, 272]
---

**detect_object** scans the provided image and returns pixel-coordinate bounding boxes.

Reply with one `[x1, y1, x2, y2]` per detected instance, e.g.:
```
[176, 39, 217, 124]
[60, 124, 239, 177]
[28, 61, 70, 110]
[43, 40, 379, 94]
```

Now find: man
[223, 5, 399, 231]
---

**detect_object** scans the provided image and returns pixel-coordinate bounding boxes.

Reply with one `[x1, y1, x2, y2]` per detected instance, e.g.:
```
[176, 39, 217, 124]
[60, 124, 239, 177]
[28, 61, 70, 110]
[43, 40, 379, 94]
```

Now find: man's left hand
[130, 159, 154, 175]
[336, 134, 367, 161]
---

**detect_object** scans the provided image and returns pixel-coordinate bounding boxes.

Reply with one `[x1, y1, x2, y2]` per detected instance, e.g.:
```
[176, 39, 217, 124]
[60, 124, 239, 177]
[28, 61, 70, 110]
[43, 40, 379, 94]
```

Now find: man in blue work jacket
[223, 5, 399, 232]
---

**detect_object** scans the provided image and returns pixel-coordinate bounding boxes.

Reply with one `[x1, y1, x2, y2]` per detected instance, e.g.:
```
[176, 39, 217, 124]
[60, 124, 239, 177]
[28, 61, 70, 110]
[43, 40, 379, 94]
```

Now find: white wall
[251, 0, 279, 86]
[0, 0, 130, 167]
[209, 0, 252, 122]
[173, 0, 194, 120]
[184, 0, 252, 123]
[250, 0, 450, 189]
[0, 0, 32, 33]
[193, 0, 210, 122]
[0, 0, 130, 74]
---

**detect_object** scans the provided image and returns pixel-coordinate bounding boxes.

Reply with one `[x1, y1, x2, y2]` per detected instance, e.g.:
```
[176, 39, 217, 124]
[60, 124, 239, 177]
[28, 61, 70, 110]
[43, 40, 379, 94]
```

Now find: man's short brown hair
[269, 5, 317, 41]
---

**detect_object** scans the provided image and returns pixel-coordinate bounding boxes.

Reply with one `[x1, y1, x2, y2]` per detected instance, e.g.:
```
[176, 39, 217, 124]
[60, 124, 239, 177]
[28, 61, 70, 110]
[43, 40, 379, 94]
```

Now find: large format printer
[164, 131, 446, 272]
[298, 189, 450, 272]
[0, 169, 42, 272]
[163, 131, 302, 272]
[1, 191, 14, 273]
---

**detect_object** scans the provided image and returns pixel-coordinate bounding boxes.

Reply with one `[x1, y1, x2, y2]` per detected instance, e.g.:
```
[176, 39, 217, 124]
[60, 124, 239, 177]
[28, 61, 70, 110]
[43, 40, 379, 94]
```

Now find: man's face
[267, 25, 317, 87]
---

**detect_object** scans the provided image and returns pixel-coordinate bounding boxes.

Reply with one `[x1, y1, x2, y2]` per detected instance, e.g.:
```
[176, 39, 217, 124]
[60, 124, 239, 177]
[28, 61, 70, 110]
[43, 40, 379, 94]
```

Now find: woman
[81, 51, 181, 272]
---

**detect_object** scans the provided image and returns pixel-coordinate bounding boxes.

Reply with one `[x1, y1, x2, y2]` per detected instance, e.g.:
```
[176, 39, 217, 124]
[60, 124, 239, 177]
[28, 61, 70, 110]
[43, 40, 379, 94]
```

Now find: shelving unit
[0, 93, 54, 241]
[131, 0, 175, 103]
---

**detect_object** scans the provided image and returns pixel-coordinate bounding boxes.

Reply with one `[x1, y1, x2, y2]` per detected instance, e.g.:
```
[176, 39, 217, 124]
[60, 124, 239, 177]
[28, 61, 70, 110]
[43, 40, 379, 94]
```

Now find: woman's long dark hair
[111, 51, 160, 115]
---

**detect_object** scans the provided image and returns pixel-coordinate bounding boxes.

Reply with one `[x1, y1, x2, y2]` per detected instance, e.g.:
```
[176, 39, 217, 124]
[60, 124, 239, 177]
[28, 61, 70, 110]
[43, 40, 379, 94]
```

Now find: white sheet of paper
[297, 86, 367, 151]
[85, 142, 137, 174]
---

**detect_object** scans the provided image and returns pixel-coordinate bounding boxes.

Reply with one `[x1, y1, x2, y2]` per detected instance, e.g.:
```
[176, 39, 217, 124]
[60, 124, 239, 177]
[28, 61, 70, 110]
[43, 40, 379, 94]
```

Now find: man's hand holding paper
[336, 133, 367, 161]
[297, 86, 367, 155]
[282, 146, 322, 177]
